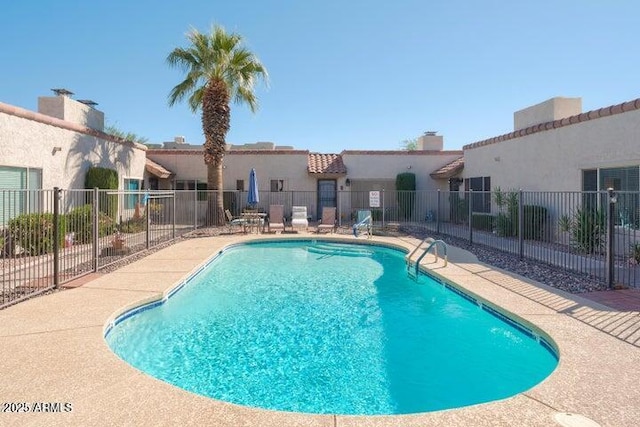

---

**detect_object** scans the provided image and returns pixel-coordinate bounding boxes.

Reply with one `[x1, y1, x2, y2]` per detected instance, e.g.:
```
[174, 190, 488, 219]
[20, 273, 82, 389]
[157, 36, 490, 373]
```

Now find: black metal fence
[1, 187, 638, 308]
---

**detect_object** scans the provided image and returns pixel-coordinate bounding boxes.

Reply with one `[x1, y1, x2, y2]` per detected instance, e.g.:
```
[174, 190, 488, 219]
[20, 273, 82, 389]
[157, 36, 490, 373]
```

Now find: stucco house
[145, 133, 463, 221]
[2, 91, 639, 227]
[0, 90, 147, 224]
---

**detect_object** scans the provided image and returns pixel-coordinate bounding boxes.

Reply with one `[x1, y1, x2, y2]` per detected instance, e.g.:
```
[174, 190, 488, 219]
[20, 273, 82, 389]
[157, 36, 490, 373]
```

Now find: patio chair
[268, 204, 286, 233]
[353, 209, 372, 238]
[316, 207, 337, 234]
[225, 209, 247, 233]
[291, 206, 309, 231]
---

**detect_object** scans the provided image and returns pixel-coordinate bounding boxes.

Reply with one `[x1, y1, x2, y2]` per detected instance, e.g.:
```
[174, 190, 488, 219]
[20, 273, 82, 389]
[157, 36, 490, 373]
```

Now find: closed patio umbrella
[248, 168, 259, 208]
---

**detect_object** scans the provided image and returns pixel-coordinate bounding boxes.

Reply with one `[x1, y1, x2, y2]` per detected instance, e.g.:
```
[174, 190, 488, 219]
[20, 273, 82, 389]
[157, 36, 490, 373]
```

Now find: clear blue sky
[1, 1, 638, 152]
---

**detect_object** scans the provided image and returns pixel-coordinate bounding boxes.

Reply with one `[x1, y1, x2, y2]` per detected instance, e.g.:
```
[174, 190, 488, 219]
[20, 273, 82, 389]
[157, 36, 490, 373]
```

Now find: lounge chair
[291, 206, 309, 231]
[352, 210, 372, 238]
[316, 207, 337, 233]
[268, 205, 286, 233]
[225, 209, 247, 233]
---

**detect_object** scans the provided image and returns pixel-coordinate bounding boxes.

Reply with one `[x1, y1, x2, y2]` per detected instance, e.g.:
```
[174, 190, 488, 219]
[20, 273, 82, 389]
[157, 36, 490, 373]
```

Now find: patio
[0, 233, 638, 426]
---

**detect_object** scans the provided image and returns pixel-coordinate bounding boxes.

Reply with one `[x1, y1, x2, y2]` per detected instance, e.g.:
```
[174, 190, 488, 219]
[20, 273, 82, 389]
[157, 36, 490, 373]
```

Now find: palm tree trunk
[202, 79, 230, 226]
[206, 160, 224, 225]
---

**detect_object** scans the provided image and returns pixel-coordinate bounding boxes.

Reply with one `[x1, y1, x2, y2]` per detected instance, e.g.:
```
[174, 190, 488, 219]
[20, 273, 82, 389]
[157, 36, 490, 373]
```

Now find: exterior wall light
[345, 178, 351, 187]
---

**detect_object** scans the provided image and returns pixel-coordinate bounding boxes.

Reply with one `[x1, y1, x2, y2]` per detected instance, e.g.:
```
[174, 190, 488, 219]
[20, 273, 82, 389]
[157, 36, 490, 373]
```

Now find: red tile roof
[307, 153, 347, 174]
[430, 157, 464, 179]
[145, 158, 173, 179]
[463, 97, 640, 150]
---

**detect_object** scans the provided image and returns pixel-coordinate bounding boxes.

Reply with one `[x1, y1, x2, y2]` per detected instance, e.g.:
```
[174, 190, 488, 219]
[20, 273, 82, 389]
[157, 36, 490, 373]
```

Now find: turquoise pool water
[106, 241, 557, 415]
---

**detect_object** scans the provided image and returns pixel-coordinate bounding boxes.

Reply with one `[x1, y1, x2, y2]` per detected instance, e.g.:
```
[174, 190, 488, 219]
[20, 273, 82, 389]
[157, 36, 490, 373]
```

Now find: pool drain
[554, 413, 601, 427]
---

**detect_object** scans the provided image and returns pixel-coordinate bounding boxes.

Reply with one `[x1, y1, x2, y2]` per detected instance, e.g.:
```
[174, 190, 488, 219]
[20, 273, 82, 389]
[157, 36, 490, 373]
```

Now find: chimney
[417, 131, 443, 150]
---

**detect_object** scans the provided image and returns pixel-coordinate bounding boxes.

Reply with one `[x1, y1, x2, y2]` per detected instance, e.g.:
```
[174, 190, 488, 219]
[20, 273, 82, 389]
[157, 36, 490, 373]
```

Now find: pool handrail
[407, 239, 448, 277]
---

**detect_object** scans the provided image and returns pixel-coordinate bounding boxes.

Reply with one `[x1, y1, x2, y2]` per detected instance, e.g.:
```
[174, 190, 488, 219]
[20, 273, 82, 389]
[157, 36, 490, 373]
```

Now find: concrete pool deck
[0, 233, 638, 427]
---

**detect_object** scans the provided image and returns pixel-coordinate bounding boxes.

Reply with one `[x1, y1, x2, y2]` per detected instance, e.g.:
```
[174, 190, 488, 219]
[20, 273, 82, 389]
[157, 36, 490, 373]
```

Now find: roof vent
[78, 99, 98, 108]
[51, 88, 74, 97]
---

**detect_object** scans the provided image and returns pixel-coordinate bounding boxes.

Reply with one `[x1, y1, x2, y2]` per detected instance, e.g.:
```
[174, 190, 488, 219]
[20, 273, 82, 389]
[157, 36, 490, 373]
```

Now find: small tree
[104, 124, 149, 144]
[400, 138, 418, 151]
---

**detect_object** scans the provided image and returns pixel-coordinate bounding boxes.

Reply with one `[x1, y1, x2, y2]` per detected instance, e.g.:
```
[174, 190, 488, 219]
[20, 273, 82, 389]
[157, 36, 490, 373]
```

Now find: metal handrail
[409, 239, 448, 277]
[406, 237, 431, 271]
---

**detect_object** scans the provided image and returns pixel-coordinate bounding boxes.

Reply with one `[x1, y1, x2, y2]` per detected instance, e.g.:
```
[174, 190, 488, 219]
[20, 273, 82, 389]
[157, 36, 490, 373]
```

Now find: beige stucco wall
[0, 111, 146, 191]
[38, 96, 105, 131]
[463, 108, 640, 192]
[342, 151, 462, 192]
[146, 150, 316, 191]
[513, 97, 582, 131]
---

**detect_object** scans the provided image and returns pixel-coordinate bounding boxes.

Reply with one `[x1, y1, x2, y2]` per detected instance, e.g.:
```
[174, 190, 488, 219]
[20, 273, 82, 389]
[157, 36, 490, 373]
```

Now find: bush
[631, 243, 640, 264]
[570, 207, 605, 254]
[522, 205, 548, 240]
[451, 196, 468, 223]
[120, 217, 145, 233]
[8, 213, 66, 255]
[66, 205, 116, 244]
[85, 166, 118, 219]
[471, 213, 495, 231]
[396, 172, 416, 220]
[495, 213, 515, 237]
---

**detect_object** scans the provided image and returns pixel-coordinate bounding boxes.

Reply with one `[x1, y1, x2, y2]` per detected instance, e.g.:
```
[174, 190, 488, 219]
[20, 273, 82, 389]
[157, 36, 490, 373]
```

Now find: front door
[317, 179, 337, 219]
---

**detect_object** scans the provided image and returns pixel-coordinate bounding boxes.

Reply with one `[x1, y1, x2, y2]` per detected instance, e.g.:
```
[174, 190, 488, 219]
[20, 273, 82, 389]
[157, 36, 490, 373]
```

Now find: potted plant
[112, 230, 126, 250]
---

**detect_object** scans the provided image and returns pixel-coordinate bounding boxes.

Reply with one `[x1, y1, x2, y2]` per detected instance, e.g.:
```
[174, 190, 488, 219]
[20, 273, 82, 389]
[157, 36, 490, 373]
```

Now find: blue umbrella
[248, 168, 259, 208]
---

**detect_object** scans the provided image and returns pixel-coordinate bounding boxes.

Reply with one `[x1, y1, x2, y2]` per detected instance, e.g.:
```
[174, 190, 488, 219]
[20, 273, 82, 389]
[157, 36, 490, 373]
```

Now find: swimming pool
[106, 240, 558, 415]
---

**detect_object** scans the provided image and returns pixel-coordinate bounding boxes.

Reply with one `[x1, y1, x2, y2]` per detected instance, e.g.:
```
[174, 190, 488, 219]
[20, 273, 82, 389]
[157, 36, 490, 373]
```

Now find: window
[582, 166, 640, 226]
[236, 180, 244, 191]
[124, 178, 141, 209]
[0, 166, 42, 226]
[196, 182, 208, 201]
[466, 176, 491, 213]
[271, 179, 285, 192]
[582, 169, 598, 211]
[176, 180, 207, 201]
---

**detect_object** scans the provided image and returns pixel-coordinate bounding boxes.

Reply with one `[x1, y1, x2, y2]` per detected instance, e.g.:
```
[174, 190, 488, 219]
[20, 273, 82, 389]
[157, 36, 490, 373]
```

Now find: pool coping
[0, 232, 638, 426]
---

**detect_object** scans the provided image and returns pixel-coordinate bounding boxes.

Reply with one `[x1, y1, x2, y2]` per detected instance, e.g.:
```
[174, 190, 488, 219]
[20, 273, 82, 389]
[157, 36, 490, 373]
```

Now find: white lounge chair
[225, 209, 247, 233]
[291, 206, 308, 231]
[352, 210, 372, 238]
[268, 204, 286, 233]
[316, 207, 337, 233]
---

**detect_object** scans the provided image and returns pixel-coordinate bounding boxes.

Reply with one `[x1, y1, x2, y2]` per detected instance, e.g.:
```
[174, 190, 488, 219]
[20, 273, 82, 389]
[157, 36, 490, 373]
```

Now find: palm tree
[167, 25, 268, 224]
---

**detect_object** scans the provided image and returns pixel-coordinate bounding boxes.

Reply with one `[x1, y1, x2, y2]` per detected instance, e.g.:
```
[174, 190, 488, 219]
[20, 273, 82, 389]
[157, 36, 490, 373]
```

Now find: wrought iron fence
[1, 187, 639, 308]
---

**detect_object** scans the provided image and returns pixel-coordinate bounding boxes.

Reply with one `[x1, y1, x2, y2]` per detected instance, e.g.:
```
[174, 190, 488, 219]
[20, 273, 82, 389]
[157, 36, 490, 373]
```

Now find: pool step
[306, 243, 374, 257]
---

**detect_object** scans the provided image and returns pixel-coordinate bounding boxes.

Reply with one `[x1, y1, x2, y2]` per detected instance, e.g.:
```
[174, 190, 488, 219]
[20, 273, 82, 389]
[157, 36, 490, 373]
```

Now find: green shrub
[471, 213, 495, 231]
[66, 205, 116, 244]
[120, 217, 145, 233]
[396, 172, 416, 220]
[8, 213, 66, 255]
[85, 167, 118, 219]
[570, 207, 605, 254]
[450, 196, 468, 223]
[495, 213, 515, 237]
[631, 243, 640, 264]
[522, 205, 548, 240]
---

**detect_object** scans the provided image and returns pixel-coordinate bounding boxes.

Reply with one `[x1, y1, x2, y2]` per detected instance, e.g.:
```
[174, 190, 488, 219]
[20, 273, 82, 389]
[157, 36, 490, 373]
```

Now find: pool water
[106, 241, 557, 415]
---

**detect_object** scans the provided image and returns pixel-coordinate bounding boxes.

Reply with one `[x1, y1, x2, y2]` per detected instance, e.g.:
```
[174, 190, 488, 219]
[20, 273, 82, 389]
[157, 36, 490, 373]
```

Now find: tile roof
[463, 97, 640, 150]
[145, 158, 173, 179]
[307, 153, 347, 174]
[430, 157, 464, 179]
